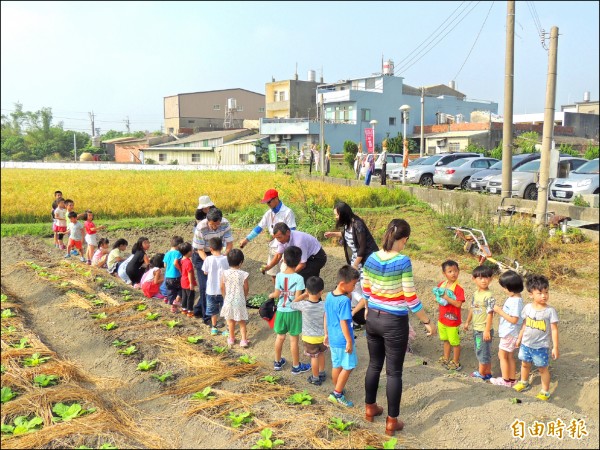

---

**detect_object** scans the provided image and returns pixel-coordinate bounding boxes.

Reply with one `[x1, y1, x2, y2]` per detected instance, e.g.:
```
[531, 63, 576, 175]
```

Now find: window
[192, 153, 200, 163]
[168, 127, 174, 133]
[203, 140, 209, 147]
[159, 153, 167, 162]
[237, 105, 243, 112]
[259, 107, 265, 113]
[448, 143, 461, 152]
[213, 104, 220, 111]
[188, 119, 195, 124]
[472, 159, 488, 168]
[389, 117, 396, 126]
[239, 154, 248, 163]
[362, 109, 371, 121]
[279, 91, 286, 101]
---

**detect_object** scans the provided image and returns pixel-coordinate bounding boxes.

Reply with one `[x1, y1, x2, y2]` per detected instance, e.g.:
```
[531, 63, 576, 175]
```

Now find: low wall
[0, 162, 276, 172]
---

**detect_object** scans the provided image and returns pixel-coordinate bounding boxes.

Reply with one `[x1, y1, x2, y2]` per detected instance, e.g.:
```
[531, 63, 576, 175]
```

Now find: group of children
[433, 260, 559, 401]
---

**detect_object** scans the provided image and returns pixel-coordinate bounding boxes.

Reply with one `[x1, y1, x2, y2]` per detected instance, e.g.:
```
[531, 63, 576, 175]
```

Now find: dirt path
[1, 229, 598, 449]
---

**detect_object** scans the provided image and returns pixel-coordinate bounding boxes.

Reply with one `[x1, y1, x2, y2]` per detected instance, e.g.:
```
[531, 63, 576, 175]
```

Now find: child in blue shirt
[324, 265, 360, 408]
[163, 236, 184, 313]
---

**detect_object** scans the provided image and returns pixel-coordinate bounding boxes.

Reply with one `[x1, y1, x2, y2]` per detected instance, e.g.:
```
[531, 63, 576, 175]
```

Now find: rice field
[1, 169, 412, 224]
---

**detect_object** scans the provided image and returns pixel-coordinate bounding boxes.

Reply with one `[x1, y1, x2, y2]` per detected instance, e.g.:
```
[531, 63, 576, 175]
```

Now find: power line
[453, 1, 495, 81]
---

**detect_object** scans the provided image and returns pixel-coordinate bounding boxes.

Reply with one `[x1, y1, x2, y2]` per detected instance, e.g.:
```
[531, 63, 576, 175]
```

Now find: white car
[549, 158, 599, 202]
[486, 157, 588, 200]
[360, 153, 404, 177]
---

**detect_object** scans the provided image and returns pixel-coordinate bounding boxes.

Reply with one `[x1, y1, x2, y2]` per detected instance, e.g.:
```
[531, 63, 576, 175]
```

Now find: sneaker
[273, 358, 286, 371]
[352, 322, 363, 331]
[163, 298, 169, 304]
[227, 337, 235, 348]
[59, 244, 66, 250]
[80, 256, 86, 262]
[181, 310, 188, 315]
[71, 250, 79, 256]
[87, 260, 92, 265]
[536, 390, 551, 401]
[513, 381, 531, 392]
[470, 371, 492, 381]
[221, 330, 229, 337]
[239, 340, 249, 348]
[307, 375, 322, 386]
[210, 327, 218, 336]
[291, 362, 311, 375]
[437, 356, 449, 367]
[327, 393, 354, 407]
[318, 371, 326, 382]
[490, 377, 514, 387]
[64, 253, 71, 258]
[446, 361, 462, 371]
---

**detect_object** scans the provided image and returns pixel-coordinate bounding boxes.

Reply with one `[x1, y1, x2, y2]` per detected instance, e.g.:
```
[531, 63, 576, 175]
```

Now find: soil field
[1, 224, 598, 449]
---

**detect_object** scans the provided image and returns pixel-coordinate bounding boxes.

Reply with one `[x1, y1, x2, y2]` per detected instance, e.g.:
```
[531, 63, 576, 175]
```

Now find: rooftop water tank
[308, 70, 316, 82]
[383, 59, 394, 76]
[584, 91, 591, 102]
[448, 80, 456, 90]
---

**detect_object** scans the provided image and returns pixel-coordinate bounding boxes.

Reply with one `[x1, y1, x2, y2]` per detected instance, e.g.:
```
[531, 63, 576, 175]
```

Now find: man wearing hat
[239, 189, 297, 284]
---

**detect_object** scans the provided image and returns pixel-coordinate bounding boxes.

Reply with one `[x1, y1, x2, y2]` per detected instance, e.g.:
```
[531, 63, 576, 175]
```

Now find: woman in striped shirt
[362, 219, 434, 436]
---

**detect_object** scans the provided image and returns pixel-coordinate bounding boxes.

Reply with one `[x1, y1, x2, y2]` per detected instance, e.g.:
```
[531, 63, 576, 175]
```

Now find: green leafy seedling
[48, 274, 61, 281]
[137, 359, 159, 371]
[59, 281, 70, 287]
[226, 410, 253, 428]
[102, 281, 117, 290]
[328, 417, 355, 434]
[117, 345, 137, 356]
[122, 294, 133, 302]
[84, 293, 97, 299]
[285, 391, 313, 406]
[187, 336, 203, 344]
[100, 322, 118, 331]
[136, 303, 147, 311]
[33, 374, 59, 388]
[190, 386, 216, 401]
[166, 320, 180, 328]
[1, 294, 8, 302]
[94, 276, 105, 283]
[1, 309, 17, 318]
[51, 402, 96, 422]
[251, 428, 285, 449]
[0, 364, 6, 374]
[151, 371, 173, 383]
[1, 415, 43, 435]
[509, 397, 522, 404]
[145, 312, 159, 321]
[111, 339, 129, 347]
[238, 354, 256, 364]
[38, 271, 49, 277]
[212, 345, 228, 354]
[1, 386, 18, 403]
[121, 289, 131, 295]
[260, 375, 281, 384]
[22, 353, 51, 367]
[1, 325, 17, 335]
[10, 337, 31, 349]
[91, 312, 107, 320]
[91, 299, 105, 307]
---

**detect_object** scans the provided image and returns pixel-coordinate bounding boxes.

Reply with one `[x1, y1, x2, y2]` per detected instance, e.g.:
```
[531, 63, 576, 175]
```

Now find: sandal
[470, 370, 492, 381]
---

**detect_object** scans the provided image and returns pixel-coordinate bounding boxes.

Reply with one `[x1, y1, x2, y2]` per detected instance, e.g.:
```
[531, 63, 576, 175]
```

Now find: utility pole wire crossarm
[501, 1, 515, 201]
[535, 26, 559, 226]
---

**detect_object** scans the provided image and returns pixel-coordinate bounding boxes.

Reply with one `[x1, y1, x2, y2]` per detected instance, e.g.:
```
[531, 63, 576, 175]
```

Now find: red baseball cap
[261, 189, 279, 203]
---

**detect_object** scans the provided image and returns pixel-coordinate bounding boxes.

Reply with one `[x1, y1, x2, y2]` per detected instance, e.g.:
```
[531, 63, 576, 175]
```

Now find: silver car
[468, 153, 543, 192]
[486, 157, 588, 200]
[549, 158, 599, 202]
[433, 157, 498, 190]
[397, 152, 483, 186]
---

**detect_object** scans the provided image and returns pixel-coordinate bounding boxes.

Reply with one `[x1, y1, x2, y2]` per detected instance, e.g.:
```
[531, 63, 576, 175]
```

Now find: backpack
[259, 298, 277, 321]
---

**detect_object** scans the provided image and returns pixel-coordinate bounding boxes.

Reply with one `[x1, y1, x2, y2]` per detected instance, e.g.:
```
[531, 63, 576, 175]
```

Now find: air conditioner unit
[437, 139, 446, 146]
[282, 134, 292, 140]
[270, 135, 281, 142]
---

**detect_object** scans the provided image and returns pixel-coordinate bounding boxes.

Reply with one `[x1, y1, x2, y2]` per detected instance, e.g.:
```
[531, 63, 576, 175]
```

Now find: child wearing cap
[239, 189, 297, 284]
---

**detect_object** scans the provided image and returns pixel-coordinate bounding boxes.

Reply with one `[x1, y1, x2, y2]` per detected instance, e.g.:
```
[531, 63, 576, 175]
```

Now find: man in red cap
[239, 189, 297, 284]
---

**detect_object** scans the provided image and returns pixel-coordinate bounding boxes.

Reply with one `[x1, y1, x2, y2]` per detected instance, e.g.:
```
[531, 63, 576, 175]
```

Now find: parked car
[360, 153, 404, 178]
[468, 153, 544, 192]
[392, 152, 483, 186]
[433, 157, 499, 190]
[486, 157, 588, 200]
[408, 156, 428, 166]
[549, 158, 599, 202]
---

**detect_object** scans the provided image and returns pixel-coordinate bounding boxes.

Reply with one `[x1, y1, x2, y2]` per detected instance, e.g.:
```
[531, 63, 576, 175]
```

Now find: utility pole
[501, 0, 515, 200]
[124, 116, 130, 134]
[319, 93, 325, 176]
[535, 26, 559, 226]
[73, 133, 77, 162]
[89, 111, 95, 137]
[420, 86, 425, 157]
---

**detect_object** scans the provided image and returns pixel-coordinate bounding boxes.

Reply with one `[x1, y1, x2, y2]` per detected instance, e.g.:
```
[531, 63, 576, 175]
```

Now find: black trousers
[297, 248, 327, 283]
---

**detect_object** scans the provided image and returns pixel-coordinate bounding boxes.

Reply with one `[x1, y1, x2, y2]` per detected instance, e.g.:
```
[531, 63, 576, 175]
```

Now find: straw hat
[197, 195, 214, 209]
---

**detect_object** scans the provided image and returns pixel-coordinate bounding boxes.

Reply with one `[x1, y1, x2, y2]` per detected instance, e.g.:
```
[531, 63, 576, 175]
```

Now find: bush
[342, 140, 358, 168]
[144, 158, 157, 165]
[584, 145, 599, 160]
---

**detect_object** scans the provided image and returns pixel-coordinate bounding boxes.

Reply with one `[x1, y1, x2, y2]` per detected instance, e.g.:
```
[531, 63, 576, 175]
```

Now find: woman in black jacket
[325, 201, 379, 328]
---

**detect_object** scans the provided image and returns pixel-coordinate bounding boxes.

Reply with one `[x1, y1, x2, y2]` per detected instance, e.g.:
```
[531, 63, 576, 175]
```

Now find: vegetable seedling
[51, 402, 96, 422]
[151, 371, 173, 383]
[48, 275, 60, 281]
[212, 345, 228, 354]
[59, 281, 70, 287]
[111, 339, 129, 347]
[238, 354, 256, 364]
[365, 437, 398, 450]
[259, 375, 280, 384]
[0, 364, 6, 374]
[226, 410, 253, 428]
[137, 360, 159, 371]
[117, 345, 137, 356]
[166, 320, 180, 328]
[94, 276, 104, 283]
[22, 353, 51, 367]
[1, 325, 17, 335]
[190, 386, 215, 401]
[33, 374, 59, 388]
[91, 299, 105, 307]
[509, 397, 522, 404]
[102, 281, 117, 290]
[100, 322, 118, 331]
[285, 391, 313, 405]
[251, 428, 285, 449]
[1, 294, 8, 302]
[1, 386, 18, 403]
[1, 309, 17, 319]
[135, 304, 147, 311]
[145, 312, 160, 321]
[328, 417, 355, 434]
[1, 415, 43, 435]
[10, 337, 31, 349]
[90, 312, 107, 320]
[187, 336, 203, 344]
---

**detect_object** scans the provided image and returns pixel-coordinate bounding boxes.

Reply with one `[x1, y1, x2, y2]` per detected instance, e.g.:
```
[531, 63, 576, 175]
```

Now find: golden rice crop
[1, 169, 411, 223]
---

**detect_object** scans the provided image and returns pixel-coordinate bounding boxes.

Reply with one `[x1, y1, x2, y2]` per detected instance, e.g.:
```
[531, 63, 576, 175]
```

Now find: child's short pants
[303, 340, 327, 358]
[518, 344, 549, 367]
[473, 329, 494, 364]
[68, 239, 83, 250]
[330, 346, 357, 370]
[206, 294, 223, 316]
[438, 322, 460, 346]
[273, 310, 302, 336]
[499, 335, 518, 352]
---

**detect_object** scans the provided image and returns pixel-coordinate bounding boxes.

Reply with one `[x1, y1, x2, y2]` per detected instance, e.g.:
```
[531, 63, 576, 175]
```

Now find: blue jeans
[192, 252, 209, 321]
[365, 169, 373, 186]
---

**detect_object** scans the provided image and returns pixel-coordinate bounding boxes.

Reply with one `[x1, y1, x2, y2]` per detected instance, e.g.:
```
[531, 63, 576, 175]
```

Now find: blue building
[260, 71, 498, 155]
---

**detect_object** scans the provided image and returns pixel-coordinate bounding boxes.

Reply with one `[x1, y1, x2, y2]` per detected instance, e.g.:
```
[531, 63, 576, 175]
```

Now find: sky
[1, 1, 598, 134]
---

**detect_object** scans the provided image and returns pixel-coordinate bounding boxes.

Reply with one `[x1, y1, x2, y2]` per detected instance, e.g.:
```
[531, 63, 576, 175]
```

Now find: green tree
[558, 143, 580, 157]
[485, 140, 503, 159]
[515, 131, 539, 153]
[583, 144, 599, 160]
[465, 143, 486, 155]
[342, 140, 358, 167]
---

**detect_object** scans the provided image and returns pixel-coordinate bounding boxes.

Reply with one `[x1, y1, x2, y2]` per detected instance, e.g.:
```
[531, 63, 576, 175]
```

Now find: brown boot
[365, 403, 384, 422]
[385, 416, 404, 436]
